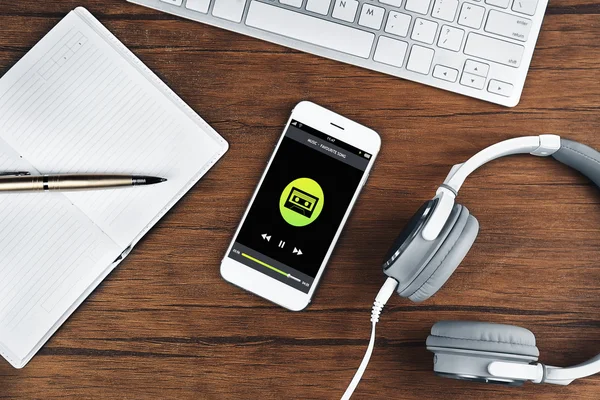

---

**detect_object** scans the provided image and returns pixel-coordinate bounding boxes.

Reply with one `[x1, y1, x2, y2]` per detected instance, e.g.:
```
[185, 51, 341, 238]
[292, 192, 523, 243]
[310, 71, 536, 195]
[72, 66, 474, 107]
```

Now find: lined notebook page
[0, 138, 121, 366]
[0, 8, 227, 367]
[0, 8, 225, 248]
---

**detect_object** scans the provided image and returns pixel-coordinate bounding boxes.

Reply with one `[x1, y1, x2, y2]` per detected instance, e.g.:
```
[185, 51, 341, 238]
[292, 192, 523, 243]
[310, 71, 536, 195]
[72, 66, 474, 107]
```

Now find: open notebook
[0, 7, 228, 368]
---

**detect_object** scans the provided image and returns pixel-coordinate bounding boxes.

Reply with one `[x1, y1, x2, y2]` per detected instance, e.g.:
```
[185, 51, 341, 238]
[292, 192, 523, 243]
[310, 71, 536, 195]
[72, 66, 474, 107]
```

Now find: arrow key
[433, 64, 458, 82]
[464, 59, 489, 77]
[460, 72, 485, 90]
[488, 79, 513, 97]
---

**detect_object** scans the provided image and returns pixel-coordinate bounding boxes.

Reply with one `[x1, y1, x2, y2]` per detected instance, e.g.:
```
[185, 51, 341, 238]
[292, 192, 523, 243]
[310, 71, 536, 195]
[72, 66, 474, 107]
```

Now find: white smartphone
[221, 101, 381, 311]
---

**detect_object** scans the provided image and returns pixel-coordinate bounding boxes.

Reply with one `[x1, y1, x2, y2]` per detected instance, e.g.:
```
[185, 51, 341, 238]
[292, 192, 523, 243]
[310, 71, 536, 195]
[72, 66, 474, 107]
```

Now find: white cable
[341, 278, 398, 400]
[341, 322, 376, 400]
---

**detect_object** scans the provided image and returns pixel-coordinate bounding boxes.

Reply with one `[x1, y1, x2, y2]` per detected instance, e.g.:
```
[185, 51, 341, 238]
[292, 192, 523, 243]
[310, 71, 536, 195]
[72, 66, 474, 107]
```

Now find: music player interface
[228, 120, 371, 293]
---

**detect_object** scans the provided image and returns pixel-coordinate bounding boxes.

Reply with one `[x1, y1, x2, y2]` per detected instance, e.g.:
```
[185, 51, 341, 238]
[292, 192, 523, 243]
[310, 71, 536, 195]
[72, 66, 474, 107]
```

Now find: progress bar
[241, 253, 301, 283]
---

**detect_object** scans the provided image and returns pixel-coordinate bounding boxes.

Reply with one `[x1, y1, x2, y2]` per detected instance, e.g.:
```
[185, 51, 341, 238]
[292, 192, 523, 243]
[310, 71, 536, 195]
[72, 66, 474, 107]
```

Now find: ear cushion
[426, 321, 540, 358]
[407, 205, 479, 302]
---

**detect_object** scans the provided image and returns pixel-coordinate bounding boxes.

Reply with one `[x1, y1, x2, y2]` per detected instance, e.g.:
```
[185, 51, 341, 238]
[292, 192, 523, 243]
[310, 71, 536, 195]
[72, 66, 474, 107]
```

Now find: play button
[293, 247, 303, 256]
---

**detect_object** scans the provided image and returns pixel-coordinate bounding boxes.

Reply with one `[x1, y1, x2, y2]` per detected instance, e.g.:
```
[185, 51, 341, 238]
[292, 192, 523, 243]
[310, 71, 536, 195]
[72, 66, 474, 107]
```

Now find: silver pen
[0, 172, 167, 192]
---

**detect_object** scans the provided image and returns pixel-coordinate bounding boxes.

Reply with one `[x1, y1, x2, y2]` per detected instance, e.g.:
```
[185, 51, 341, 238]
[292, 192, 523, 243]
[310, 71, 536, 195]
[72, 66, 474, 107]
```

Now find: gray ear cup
[403, 205, 479, 302]
[427, 321, 540, 357]
[426, 321, 539, 386]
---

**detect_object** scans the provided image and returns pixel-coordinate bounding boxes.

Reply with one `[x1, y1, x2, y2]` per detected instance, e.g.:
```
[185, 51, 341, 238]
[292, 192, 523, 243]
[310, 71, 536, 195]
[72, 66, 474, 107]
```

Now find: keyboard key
[385, 11, 411, 37]
[485, 0, 510, 7]
[374, 36, 408, 67]
[411, 18, 438, 45]
[306, 0, 331, 15]
[380, 0, 402, 6]
[406, 45, 434, 74]
[437, 25, 464, 51]
[213, 0, 247, 23]
[405, 0, 431, 15]
[458, 3, 485, 29]
[280, 0, 303, 7]
[512, 0, 538, 15]
[460, 72, 486, 89]
[485, 10, 532, 42]
[359, 4, 385, 30]
[160, 0, 183, 5]
[246, 1, 374, 58]
[433, 65, 458, 82]
[432, 0, 459, 22]
[488, 79, 514, 96]
[464, 60, 489, 76]
[464, 33, 524, 67]
[186, 0, 210, 13]
[332, 0, 359, 22]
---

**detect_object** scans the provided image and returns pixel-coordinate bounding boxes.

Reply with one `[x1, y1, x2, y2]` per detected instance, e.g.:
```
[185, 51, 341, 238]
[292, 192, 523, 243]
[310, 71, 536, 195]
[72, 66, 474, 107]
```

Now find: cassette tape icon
[284, 187, 320, 218]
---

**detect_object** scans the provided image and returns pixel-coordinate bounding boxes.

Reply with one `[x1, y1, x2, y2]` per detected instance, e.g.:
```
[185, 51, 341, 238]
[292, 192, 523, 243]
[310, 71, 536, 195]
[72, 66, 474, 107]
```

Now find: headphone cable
[341, 277, 398, 400]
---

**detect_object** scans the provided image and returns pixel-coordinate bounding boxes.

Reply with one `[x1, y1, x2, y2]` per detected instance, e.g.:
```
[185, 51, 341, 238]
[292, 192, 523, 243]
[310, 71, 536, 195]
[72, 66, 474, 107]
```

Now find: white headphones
[342, 135, 600, 399]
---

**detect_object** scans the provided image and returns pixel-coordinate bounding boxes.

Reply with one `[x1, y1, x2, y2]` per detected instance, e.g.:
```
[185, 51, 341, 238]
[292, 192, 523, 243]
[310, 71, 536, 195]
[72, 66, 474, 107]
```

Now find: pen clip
[0, 171, 31, 177]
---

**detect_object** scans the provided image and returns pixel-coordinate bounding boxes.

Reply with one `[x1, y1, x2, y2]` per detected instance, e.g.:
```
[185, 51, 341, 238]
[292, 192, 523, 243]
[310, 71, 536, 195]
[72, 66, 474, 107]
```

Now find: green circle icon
[279, 178, 324, 227]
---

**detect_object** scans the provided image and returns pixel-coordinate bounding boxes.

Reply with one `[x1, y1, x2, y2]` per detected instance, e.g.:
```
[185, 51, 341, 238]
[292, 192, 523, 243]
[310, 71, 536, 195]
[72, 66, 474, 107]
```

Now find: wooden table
[1, 1, 599, 399]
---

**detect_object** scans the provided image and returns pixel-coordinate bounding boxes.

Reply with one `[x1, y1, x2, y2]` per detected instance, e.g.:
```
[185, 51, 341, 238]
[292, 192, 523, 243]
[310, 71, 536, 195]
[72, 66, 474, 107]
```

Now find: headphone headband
[421, 135, 600, 241]
[552, 138, 600, 188]
[443, 135, 561, 194]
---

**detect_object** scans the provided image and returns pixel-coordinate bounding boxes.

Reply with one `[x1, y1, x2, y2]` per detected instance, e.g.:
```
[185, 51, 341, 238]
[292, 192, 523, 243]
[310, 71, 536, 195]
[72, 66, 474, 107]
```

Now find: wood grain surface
[1, 1, 599, 399]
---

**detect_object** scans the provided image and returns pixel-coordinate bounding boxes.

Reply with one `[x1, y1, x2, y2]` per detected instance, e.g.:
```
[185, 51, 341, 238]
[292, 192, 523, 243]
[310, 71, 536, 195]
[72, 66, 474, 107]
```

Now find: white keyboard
[129, 0, 549, 107]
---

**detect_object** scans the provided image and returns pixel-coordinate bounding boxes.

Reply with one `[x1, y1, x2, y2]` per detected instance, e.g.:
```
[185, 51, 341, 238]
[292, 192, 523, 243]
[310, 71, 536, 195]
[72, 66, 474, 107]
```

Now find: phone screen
[227, 120, 372, 293]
